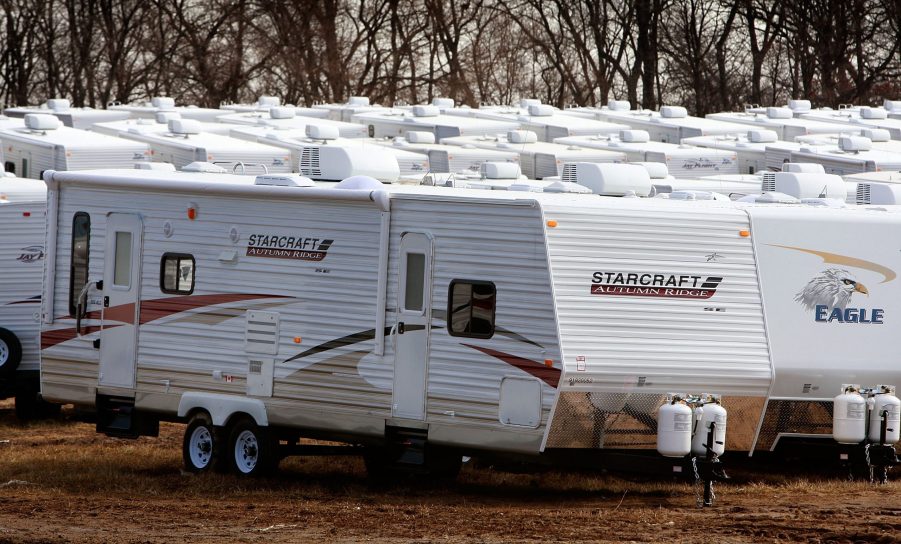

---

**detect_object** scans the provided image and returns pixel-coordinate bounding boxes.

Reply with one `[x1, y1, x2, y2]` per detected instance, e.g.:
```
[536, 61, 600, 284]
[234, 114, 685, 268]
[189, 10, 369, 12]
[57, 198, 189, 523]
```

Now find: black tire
[0, 328, 22, 378]
[182, 412, 225, 473]
[226, 416, 277, 477]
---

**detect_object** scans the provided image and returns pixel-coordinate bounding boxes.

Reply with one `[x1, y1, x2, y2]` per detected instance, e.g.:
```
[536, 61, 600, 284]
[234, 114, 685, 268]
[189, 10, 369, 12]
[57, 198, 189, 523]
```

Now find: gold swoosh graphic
[770, 245, 896, 284]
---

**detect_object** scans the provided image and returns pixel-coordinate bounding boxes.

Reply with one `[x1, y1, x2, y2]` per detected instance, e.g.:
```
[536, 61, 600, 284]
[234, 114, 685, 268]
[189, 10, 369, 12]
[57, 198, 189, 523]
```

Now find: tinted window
[160, 253, 195, 294]
[68, 213, 90, 315]
[447, 280, 496, 338]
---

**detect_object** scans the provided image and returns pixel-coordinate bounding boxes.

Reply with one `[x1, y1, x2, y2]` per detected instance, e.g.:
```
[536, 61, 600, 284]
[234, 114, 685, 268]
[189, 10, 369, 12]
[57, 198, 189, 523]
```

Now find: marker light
[293, 337, 302, 344]
[187, 207, 197, 220]
[544, 359, 554, 368]
[739, 230, 750, 237]
[547, 220, 558, 228]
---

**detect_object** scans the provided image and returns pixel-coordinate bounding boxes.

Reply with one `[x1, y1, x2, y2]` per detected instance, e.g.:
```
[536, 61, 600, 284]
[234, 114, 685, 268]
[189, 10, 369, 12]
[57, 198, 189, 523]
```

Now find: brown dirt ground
[0, 400, 898, 544]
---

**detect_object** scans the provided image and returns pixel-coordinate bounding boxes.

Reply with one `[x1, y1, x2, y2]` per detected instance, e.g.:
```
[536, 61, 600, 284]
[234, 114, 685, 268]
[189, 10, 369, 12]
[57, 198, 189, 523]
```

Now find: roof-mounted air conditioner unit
[25, 113, 61, 131]
[563, 162, 652, 196]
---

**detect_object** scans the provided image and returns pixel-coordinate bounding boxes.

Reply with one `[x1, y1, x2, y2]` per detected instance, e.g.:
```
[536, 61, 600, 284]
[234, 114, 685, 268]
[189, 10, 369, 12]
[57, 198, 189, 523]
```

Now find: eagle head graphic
[794, 268, 869, 310]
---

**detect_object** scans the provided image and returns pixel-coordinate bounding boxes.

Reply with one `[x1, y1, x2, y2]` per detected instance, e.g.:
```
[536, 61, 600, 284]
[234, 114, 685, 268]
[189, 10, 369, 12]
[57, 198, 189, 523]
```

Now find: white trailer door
[98, 213, 143, 389]
[392, 232, 433, 420]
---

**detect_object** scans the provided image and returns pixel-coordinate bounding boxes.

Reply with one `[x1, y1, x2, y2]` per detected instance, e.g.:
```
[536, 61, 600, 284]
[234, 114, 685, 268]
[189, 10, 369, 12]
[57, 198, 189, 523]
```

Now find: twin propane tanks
[833, 384, 901, 445]
[657, 394, 727, 458]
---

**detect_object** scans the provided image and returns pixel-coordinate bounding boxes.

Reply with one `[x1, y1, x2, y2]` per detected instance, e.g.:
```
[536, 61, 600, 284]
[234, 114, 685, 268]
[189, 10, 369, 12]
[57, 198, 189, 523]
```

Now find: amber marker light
[739, 230, 750, 237]
[547, 220, 558, 228]
[544, 359, 554, 368]
[293, 337, 302, 344]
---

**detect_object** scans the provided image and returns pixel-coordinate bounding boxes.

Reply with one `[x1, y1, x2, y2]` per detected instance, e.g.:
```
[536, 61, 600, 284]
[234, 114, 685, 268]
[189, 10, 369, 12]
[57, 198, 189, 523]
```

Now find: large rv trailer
[441, 131, 625, 179]
[216, 108, 364, 136]
[113, 120, 293, 174]
[38, 168, 901, 477]
[801, 107, 901, 140]
[108, 97, 226, 122]
[372, 131, 521, 174]
[706, 108, 854, 141]
[352, 107, 519, 140]
[681, 130, 782, 174]
[575, 105, 751, 144]
[555, 131, 739, 179]
[0, 178, 48, 417]
[92, 114, 242, 137]
[4, 99, 132, 129]
[788, 137, 901, 175]
[0, 115, 150, 179]
[313, 97, 394, 123]
[460, 105, 630, 142]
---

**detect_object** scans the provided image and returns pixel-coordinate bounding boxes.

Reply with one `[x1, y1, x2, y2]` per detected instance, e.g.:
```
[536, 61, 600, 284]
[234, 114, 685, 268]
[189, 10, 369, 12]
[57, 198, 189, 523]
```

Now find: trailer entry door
[98, 213, 143, 389]
[392, 232, 433, 420]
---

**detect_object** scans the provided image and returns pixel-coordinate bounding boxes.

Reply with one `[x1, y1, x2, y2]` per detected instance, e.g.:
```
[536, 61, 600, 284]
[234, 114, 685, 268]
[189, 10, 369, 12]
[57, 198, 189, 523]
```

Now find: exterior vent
[856, 183, 871, 205]
[244, 311, 280, 355]
[300, 147, 321, 177]
[860, 107, 887, 120]
[151, 96, 176, 109]
[25, 113, 61, 131]
[761, 171, 777, 192]
[561, 163, 577, 183]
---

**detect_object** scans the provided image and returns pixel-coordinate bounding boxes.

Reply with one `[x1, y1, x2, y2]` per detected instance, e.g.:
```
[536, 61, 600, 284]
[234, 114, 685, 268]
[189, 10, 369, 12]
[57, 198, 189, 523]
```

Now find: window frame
[68, 212, 91, 316]
[446, 279, 496, 339]
[159, 252, 196, 295]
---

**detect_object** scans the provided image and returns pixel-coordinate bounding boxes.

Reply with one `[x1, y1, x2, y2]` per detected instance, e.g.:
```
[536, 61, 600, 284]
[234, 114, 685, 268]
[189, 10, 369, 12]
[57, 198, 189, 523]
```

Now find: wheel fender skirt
[177, 393, 269, 427]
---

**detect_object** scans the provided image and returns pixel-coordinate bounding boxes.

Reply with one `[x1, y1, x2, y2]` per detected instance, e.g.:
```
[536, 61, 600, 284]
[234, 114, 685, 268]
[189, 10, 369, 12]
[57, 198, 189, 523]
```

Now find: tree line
[1, 0, 900, 115]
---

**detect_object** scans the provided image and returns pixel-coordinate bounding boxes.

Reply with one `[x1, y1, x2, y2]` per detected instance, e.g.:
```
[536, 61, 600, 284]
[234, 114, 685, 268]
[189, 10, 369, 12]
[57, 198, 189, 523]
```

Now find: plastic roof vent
[480, 161, 521, 179]
[766, 107, 793, 119]
[151, 96, 176, 109]
[860, 107, 888, 120]
[660, 106, 687, 118]
[405, 131, 435, 144]
[788, 99, 812, 112]
[519, 98, 541, 108]
[883, 100, 901, 112]
[507, 130, 538, 144]
[607, 100, 631, 111]
[412, 105, 440, 117]
[155, 111, 181, 124]
[861, 128, 890, 142]
[619, 129, 649, 143]
[432, 97, 454, 108]
[305, 124, 339, 140]
[347, 96, 370, 106]
[257, 96, 280, 108]
[782, 162, 825, 174]
[24, 113, 61, 131]
[168, 119, 202, 135]
[527, 104, 555, 117]
[181, 162, 227, 173]
[632, 161, 669, 179]
[269, 106, 296, 119]
[569, 162, 652, 196]
[838, 136, 872, 152]
[47, 98, 70, 111]
[335, 175, 383, 190]
[747, 129, 778, 143]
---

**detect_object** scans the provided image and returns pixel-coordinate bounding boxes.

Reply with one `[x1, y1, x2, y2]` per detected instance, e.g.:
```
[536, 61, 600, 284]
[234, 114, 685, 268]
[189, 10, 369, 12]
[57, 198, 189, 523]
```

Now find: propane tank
[657, 395, 693, 457]
[691, 397, 727, 456]
[868, 385, 901, 444]
[832, 384, 866, 444]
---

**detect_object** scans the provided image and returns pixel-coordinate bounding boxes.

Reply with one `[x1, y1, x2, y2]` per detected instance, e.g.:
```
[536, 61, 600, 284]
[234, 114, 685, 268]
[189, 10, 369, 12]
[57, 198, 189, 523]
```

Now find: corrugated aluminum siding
[541, 199, 773, 397]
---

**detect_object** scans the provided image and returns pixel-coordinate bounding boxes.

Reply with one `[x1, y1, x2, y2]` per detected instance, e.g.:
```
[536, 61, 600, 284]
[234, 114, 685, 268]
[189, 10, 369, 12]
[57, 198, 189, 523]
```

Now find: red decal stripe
[40, 324, 120, 349]
[462, 344, 560, 388]
[139, 293, 289, 325]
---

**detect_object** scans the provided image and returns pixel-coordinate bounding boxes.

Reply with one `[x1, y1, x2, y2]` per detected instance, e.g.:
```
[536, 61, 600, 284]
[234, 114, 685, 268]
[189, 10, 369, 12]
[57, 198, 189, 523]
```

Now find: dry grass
[0, 399, 899, 543]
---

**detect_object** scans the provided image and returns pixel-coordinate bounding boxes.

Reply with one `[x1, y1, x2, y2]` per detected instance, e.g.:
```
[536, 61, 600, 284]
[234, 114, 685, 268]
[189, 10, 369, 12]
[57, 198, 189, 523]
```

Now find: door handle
[398, 322, 405, 334]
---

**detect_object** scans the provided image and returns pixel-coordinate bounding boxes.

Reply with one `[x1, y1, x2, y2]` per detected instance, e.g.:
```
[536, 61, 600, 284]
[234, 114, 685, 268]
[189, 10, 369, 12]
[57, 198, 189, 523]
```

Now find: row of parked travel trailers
[0, 95, 899, 488]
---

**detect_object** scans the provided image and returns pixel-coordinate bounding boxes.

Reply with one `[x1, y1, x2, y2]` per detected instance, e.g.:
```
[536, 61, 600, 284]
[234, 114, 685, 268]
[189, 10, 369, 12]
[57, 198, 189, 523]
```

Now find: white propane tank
[832, 384, 867, 444]
[868, 385, 901, 444]
[657, 396, 693, 457]
[691, 399, 727, 456]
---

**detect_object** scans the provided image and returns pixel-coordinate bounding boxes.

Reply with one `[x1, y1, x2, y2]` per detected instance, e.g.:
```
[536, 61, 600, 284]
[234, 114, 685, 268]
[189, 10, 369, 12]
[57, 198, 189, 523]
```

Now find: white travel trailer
[219, 96, 292, 114]
[4, 99, 132, 129]
[801, 107, 901, 140]
[555, 131, 739, 179]
[0, 178, 48, 417]
[706, 108, 853, 141]
[92, 113, 242, 137]
[681, 130, 782, 174]
[788, 137, 901, 175]
[353, 106, 519, 140]
[216, 107, 363, 134]
[108, 97, 226, 122]
[442, 131, 626, 179]
[228, 126, 426, 181]
[373, 131, 520, 174]
[37, 168, 901, 479]
[113, 120, 293, 173]
[575, 105, 751, 143]
[313, 96, 392, 123]
[0, 114, 150, 179]
[498, 105, 629, 142]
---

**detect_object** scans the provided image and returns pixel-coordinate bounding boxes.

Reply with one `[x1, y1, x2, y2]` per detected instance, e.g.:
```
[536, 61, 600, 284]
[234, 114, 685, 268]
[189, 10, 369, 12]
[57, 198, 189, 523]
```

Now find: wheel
[0, 328, 22, 378]
[227, 417, 277, 476]
[182, 412, 224, 473]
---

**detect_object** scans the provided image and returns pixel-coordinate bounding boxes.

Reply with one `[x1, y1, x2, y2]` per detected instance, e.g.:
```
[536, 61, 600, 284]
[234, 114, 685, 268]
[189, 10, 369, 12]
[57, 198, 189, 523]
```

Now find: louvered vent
[244, 311, 280, 355]
[299, 147, 321, 177]
[761, 171, 776, 192]
[561, 163, 578, 183]
[856, 183, 871, 205]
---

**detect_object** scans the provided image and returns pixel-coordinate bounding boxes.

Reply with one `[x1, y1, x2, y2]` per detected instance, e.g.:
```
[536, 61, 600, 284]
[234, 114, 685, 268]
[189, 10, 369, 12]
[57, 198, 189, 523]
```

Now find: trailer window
[4, 162, 14, 174]
[160, 253, 195, 294]
[112, 232, 132, 287]
[403, 253, 425, 311]
[447, 280, 495, 338]
[68, 212, 91, 315]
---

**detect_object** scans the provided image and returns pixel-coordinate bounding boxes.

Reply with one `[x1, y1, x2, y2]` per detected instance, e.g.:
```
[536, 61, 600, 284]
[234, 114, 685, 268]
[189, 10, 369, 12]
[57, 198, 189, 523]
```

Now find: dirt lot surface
[0, 400, 898, 544]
